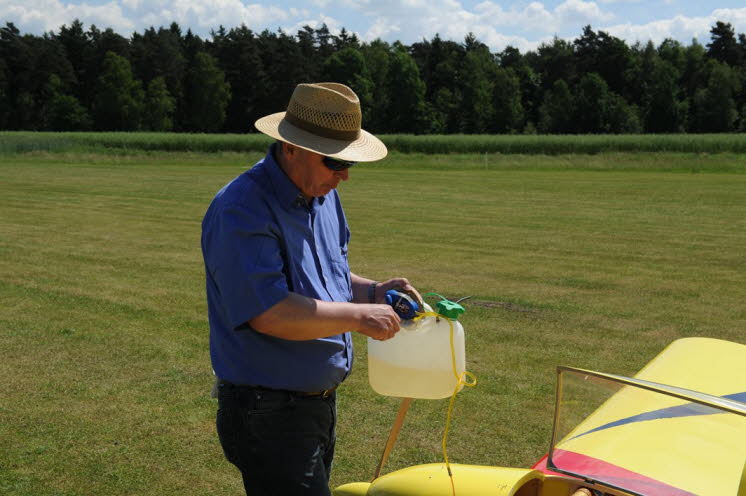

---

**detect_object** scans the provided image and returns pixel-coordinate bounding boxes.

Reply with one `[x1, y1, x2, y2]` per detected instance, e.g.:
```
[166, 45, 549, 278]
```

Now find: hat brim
[255, 112, 387, 162]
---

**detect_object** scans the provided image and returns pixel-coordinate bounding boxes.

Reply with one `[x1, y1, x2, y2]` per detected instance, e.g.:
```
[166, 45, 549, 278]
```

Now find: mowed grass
[0, 149, 744, 495]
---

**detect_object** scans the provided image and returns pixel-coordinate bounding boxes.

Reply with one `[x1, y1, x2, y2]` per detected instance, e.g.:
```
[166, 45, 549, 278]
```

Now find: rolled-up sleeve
[205, 202, 289, 331]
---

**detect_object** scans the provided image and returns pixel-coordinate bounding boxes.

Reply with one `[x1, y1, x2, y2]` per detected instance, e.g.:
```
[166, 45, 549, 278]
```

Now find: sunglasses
[323, 156, 357, 171]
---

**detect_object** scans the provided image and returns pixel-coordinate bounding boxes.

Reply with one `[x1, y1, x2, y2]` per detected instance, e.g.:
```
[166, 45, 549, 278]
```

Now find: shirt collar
[263, 143, 326, 211]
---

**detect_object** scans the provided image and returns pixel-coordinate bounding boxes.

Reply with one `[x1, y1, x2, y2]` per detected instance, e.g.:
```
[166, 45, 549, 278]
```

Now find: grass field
[1, 146, 745, 495]
[3, 131, 746, 155]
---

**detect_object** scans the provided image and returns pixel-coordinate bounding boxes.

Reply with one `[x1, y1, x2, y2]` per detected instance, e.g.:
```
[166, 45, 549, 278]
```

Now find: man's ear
[283, 142, 296, 156]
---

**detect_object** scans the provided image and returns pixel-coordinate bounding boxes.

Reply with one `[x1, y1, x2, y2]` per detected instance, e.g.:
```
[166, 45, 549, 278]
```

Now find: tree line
[1, 20, 745, 134]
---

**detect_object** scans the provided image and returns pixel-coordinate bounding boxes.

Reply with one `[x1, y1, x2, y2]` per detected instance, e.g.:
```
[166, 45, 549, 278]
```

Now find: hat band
[284, 111, 361, 142]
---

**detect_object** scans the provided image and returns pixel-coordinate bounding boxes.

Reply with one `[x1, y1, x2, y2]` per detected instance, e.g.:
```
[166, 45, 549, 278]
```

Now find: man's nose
[335, 169, 350, 181]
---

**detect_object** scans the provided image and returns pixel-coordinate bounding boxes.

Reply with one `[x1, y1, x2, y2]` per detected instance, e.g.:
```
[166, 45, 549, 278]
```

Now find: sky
[2, 0, 746, 53]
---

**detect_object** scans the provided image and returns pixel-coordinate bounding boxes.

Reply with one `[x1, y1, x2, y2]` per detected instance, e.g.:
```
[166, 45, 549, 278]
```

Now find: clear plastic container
[368, 305, 465, 399]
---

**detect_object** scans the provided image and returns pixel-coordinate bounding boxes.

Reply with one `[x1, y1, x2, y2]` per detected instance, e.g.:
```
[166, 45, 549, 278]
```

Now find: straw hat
[255, 82, 387, 162]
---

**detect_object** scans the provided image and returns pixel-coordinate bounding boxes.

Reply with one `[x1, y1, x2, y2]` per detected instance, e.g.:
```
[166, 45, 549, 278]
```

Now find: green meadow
[1, 141, 745, 495]
[4, 131, 746, 155]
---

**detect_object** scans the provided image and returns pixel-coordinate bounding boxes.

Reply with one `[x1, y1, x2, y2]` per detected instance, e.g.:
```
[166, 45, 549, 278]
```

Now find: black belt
[218, 380, 338, 399]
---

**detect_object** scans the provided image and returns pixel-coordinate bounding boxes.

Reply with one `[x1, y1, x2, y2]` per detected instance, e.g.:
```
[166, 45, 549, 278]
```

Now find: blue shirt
[201, 144, 354, 391]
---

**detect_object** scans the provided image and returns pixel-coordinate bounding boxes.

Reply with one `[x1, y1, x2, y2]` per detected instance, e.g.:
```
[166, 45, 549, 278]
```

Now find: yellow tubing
[411, 311, 477, 495]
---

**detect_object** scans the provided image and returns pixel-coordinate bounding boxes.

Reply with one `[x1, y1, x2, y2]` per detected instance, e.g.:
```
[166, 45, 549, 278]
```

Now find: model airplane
[334, 337, 746, 496]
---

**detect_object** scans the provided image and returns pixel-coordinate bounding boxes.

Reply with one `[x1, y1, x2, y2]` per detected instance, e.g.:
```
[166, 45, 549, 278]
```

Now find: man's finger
[397, 283, 424, 310]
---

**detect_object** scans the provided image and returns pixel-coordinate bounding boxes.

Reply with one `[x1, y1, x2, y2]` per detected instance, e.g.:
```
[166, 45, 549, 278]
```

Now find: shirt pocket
[330, 246, 352, 302]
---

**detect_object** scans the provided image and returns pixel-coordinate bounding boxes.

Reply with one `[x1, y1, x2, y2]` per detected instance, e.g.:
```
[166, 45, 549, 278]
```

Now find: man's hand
[356, 304, 401, 341]
[375, 278, 424, 310]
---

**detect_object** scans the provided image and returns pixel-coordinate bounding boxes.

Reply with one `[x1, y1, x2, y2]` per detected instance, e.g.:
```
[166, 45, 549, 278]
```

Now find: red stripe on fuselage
[533, 450, 695, 496]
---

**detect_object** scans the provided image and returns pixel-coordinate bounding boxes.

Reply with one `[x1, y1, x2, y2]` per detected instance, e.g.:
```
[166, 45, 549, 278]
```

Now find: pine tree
[416, 35, 465, 133]
[530, 37, 576, 93]
[209, 25, 264, 133]
[1, 23, 36, 129]
[460, 37, 494, 133]
[707, 22, 742, 67]
[499, 46, 539, 129]
[0, 56, 8, 128]
[573, 26, 634, 99]
[56, 19, 93, 106]
[130, 26, 186, 110]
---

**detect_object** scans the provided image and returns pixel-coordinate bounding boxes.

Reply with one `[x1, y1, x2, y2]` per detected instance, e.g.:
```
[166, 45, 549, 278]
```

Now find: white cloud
[0, 0, 135, 33]
[477, 2, 553, 34]
[124, 0, 293, 33]
[347, 1, 745, 52]
[351, 0, 613, 51]
[602, 7, 746, 46]
[555, 0, 614, 27]
[523, 2, 556, 29]
[474, 1, 594, 34]
[288, 8, 311, 18]
[121, 0, 141, 9]
[0, 0, 298, 35]
[711, 7, 746, 27]
[2, 0, 745, 55]
[361, 17, 394, 40]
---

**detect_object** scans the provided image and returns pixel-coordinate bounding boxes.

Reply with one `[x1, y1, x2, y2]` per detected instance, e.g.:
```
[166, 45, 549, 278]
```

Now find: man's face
[289, 146, 350, 199]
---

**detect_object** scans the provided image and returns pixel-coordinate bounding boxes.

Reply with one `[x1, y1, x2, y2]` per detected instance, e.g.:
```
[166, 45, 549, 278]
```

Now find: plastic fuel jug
[368, 293, 466, 399]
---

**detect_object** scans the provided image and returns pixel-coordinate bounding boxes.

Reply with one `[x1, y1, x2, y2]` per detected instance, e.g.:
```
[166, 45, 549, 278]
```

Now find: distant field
[3, 130, 746, 155]
[0, 146, 745, 495]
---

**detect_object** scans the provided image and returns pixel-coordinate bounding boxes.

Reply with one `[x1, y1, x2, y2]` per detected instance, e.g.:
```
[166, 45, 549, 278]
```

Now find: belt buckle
[321, 386, 337, 398]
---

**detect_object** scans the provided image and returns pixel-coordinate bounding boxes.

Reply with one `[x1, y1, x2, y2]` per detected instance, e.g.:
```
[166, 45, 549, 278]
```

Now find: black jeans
[216, 384, 337, 495]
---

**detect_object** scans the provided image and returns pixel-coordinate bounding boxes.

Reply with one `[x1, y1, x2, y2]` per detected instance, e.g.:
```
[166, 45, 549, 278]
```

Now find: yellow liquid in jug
[368, 357, 463, 399]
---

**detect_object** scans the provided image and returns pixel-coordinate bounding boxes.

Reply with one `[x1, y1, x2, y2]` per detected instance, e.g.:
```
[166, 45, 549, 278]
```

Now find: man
[201, 82, 422, 495]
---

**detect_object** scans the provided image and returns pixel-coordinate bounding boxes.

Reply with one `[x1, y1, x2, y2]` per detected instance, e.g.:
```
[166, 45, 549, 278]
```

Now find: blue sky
[2, 0, 745, 52]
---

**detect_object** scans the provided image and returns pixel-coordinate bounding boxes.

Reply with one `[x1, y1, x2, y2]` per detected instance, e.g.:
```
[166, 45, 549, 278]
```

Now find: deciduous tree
[323, 47, 374, 125]
[643, 59, 686, 133]
[490, 68, 523, 133]
[143, 76, 175, 131]
[361, 39, 391, 133]
[183, 51, 230, 132]
[538, 79, 574, 133]
[692, 60, 741, 132]
[384, 45, 428, 133]
[43, 74, 91, 130]
[93, 51, 144, 130]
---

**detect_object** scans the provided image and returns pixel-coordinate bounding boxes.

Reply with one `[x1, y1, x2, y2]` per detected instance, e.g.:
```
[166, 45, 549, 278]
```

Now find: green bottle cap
[436, 299, 465, 320]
